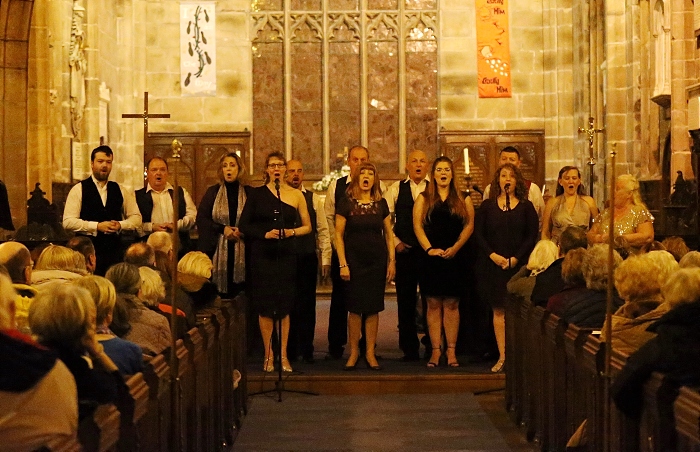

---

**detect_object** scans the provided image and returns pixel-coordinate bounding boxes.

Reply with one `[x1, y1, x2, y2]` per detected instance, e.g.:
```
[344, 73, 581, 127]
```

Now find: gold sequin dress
[593, 204, 654, 244]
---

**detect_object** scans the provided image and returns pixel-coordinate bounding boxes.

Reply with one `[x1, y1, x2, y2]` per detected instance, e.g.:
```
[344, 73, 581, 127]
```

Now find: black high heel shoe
[344, 354, 359, 371]
[364, 356, 381, 371]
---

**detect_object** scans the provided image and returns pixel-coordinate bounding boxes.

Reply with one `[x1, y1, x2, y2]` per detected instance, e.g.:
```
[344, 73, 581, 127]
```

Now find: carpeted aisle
[234, 392, 512, 451]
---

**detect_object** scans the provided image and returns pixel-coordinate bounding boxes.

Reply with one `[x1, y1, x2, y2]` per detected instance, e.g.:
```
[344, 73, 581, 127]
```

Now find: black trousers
[288, 252, 318, 358]
[395, 247, 421, 357]
[327, 250, 347, 355]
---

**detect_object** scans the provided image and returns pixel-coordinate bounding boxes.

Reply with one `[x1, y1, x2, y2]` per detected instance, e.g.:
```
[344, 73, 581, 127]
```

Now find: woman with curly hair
[474, 163, 539, 372]
[336, 161, 395, 371]
[413, 156, 474, 368]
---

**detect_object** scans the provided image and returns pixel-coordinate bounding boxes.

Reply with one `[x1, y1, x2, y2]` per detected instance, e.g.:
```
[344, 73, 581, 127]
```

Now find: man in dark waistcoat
[62, 145, 142, 275]
[323, 145, 387, 360]
[285, 159, 331, 363]
[135, 156, 197, 257]
[384, 150, 430, 361]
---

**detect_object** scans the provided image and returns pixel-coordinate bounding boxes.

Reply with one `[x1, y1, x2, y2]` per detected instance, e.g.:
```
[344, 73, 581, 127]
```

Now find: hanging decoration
[180, 2, 216, 96]
[475, 0, 512, 98]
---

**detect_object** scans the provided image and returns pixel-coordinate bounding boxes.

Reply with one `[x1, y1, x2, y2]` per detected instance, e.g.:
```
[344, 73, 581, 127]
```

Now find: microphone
[274, 178, 280, 191]
[504, 183, 511, 192]
[472, 185, 483, 196]
[504, 183, 511, 211]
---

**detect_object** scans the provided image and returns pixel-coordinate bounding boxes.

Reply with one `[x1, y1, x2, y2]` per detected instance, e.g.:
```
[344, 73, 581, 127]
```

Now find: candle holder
[463, 174, 472, 197]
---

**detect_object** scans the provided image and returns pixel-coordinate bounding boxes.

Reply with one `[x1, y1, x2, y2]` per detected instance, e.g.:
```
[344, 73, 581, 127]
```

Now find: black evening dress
[473, 198, 538, 309]
[419, 200, 467, 297]
[239, 186, 299, 319]
[337, 197, 389, 315]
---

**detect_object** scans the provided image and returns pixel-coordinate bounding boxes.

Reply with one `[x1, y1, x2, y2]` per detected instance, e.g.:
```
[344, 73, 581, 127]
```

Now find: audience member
[546, 248, 588, 314]
[147, 230, 174, 257]
[507, 239, 559, 301]
[106, 263, 170, 355]
[0, 273, 78, 451]
[29, 282, 125, 421]
[177, 251, 219, 308]
[31, 244, 86, 289]
[124, 242, 156, 268]
[67, 235, 97, 274]
[140, 265, 188, 338]
[75, 275, 143, 375]
[0, 242, 36, 333]
[660, 236, 690, 262]
[640, 240, 666, 254]
[679, 250, 700, 269]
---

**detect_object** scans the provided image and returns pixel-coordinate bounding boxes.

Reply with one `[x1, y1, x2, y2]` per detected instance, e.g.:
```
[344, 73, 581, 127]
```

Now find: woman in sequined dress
[587, 174, 654, 252]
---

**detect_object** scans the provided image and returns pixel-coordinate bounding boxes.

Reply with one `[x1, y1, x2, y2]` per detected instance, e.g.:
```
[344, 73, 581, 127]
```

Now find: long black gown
[419, 200, 467, 298]
[239, 186, 299, 319]
[336, 197, 389, 315]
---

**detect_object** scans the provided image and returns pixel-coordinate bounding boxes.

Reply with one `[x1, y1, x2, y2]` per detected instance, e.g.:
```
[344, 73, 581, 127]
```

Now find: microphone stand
[504, 184, 511, 211]
[250, 178, 317, 402]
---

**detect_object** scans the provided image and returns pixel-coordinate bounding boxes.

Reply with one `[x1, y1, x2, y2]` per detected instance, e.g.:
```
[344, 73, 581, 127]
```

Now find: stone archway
[0, 0, 35, 228]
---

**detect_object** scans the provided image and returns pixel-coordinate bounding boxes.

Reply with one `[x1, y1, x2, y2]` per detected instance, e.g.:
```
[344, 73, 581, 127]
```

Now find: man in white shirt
[135, 156, 197, 255]
[286, 159, 332, 363]
[482, 146, 545, 228]
[384, 150, 429, 361]
[62, 146, 142, 275]
[323, 145, 387, 359]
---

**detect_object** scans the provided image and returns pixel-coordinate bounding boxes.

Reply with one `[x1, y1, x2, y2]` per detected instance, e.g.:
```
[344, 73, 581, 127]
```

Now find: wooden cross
[122, 92, 170, 155]
[578, 117, 604, 197]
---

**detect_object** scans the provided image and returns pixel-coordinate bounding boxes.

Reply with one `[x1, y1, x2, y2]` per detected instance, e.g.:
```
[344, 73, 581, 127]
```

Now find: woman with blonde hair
[75, 275, 143, 375]
[413, 156, 474, 368]
[588, 174, 654, 251]
[32, 244, 86, 288]
[197, 151, 249, 297]
[176, 251, 218, 308]
[335, 161, 394, 371]
[507, 239, 559, 301]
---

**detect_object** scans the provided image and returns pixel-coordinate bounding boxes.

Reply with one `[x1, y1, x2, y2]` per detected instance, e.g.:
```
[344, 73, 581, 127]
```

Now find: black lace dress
[337, 197, 390, 315]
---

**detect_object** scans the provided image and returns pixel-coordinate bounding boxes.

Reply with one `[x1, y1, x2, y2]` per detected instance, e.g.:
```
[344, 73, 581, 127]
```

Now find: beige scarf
[212, 183, 246, 293]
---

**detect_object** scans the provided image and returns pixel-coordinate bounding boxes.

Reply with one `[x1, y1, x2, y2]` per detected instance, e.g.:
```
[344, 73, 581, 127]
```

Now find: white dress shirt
[62, 175, 142, 234]
[301, 186, 332, 266]
[140, 182, 197, 234]
[384, 177, 429, 248]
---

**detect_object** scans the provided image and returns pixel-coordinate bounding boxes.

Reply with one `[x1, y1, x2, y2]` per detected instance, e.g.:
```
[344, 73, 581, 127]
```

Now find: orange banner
[476, 0, 512, 98]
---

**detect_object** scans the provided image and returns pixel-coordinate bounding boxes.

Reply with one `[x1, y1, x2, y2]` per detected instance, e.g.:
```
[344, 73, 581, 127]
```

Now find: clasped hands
[224, 226, 242, 242]
[490, 252, 517, 270]
[264, 228, 294, 240]
[426, 247, 458, 259]
[97, 220, 121, 234]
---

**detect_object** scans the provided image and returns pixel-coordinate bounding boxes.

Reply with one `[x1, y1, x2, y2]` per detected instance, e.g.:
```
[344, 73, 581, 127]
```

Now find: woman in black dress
[196, 152, 249, 297]
[413, 156, 474, 368]
[336, 162, 395, 370]
[474, 163, 538, 372]
[239, 152, 311, 373]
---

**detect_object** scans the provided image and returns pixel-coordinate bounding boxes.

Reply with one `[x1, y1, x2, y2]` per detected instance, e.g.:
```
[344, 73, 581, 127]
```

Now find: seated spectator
[106, 263, 170, 355]
[139, 266, 189, 338]
[612, 269, 700, 446]
[507, 239, 559, 301]
[147, 231, 174, 257]
[31, 244, 86, 289]
[546, 248, 588, 314]
[602, 251, 679, 354]
[558, 244, 623, 328]
[0, 273, 79, 451]
[661, 236, 690, 262]
[640, 240, 666, 254]
[0, 242, 37, 334]
[680, 250, 700, 269]
[531, 225, 589, 306]
[178, 251, 219, 308]
[28, 281, 125, 421]
[66, 235, 97, 274]
[124, 242, 156, 268]
[75, 275, 143, 375]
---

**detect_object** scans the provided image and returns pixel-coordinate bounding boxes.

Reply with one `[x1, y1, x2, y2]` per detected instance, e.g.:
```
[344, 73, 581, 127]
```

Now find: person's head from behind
[661, 236, 690, 262]
[178, 251, 213, 279]
[559, 226, 588, 256]
[124, 242, 156, 268]
[91, 145, 113, 182]
[0, 273, 17, 330]
[640, 240, 666, 254]
[679, 251, 700, 269]
[139, 266, 166, 308]
[74, 276, 116, 328]
[0, 241, 32, 284]
[562, 248, 587, 287]
[105, 262, 142, 296]
[582, 244, 622, 291]
[35, 244, 86, 274]
[347, 146, 370, 175]
[29, 282, 95, 351]
[67, 236, 97, 274]
[662, 268, 700, 308]
[147, 231, 174, 257]
[153, 251, 172, 282]
[527, 240, 559, 276]
[498, 146, 521, 168]
[614, 252, 678, 303]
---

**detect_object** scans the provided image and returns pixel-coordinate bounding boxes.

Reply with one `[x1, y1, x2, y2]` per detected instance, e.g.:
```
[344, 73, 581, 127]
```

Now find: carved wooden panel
[147, 132, 252, 205]
[439, 129, 545, 207]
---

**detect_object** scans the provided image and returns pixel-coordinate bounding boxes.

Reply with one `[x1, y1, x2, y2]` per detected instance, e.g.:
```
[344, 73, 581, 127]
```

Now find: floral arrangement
[312, 165, 350, 192]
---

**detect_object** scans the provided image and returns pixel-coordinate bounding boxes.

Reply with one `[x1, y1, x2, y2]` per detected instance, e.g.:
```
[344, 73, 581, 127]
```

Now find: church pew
[172, 339, 193, 452]
[544, 312, 568, 451]
[232, 295, 248, 420]
[78, 404, 121, 452]
[674, 386, 700, 451]
[582, 333, 604, 452]
[527, 305, 549, 448]
[197, 314, 219, 450]
[517, 297, 533, 437]
[219, 299, 237, 441]
[607, 349, 639, 452]
[50, 434, 82, 452]
[211, 309, 228, 447]
[116, 372, 149, 451]
[183, 327, 206, 452]
[140, 354, 171, 452]
[564, 325, 595, 445]
[503, 293, 519, 421]
[638, 371, 678, 452]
